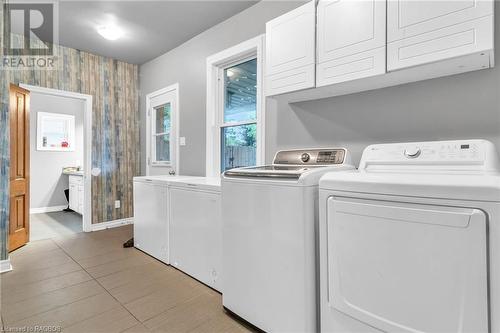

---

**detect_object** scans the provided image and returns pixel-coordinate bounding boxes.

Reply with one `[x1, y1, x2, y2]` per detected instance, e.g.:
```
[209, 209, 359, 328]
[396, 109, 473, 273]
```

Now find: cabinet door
[133, 182, 169, 263]
[387, 0, 494, 71]
[317, 0, 386, 87]
[69, 184, 77, 211]
[169, 188, 222, 291]
[265, 0, 316, 96]
[77, 184, 84, 215]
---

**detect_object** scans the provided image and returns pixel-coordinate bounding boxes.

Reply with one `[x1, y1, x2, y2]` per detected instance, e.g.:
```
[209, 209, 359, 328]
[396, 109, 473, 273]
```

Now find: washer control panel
[274, 148, 346, 165]
[359, 140, 499, 172]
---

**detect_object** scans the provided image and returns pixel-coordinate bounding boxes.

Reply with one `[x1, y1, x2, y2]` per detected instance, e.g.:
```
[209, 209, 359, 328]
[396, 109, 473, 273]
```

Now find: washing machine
[319, 139, 500, 333]
[222, 148, 354, 333]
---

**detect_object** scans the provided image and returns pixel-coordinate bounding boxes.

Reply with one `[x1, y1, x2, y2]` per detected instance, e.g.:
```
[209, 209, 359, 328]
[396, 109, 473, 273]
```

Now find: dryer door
[326, 197, 488, 333]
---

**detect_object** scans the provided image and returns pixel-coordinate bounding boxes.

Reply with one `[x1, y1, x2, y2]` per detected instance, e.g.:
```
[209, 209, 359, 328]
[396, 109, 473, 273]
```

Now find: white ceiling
[57, 1, 259, 64]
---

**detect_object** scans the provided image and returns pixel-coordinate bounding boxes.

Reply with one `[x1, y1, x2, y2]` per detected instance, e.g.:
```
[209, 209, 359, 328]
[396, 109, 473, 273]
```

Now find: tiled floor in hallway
[1, 225, 256, 333]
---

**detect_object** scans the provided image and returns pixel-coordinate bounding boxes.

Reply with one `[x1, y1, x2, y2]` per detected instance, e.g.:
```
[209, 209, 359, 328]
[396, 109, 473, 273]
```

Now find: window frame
[151, 103, 172, 166]
[36, 112, 76, 152]
[206, 35, 265, 177]
[145, 83, 180, 175]
[219, 56, 258, 173]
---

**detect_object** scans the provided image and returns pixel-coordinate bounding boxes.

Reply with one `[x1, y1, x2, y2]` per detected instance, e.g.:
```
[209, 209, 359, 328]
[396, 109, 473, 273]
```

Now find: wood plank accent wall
[0, 3, 140, 259]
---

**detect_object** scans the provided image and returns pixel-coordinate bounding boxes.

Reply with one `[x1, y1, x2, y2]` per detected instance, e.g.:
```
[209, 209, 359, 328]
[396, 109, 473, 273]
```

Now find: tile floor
[30, 211, 83, 241]
[1, 225, 256, 333]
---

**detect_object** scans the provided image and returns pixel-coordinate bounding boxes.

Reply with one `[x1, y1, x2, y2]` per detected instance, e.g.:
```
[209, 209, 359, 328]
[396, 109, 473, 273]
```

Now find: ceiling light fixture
[97, 25, 123, 41]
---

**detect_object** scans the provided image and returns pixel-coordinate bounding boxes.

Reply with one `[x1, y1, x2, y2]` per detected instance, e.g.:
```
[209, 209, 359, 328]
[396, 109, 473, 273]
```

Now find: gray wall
[141, 1, 500, 174]
[30, 93, 84, 209]
[139, 1, 303, 176]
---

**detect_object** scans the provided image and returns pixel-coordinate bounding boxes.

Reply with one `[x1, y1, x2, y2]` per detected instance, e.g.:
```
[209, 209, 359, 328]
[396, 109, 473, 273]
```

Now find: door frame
[20, 84, 93, 232]
[145, 83, 180, 176]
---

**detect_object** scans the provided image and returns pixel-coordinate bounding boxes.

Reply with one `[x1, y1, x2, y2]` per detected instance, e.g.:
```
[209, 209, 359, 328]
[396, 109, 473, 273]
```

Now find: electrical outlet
[179, 137, 186, 146]
[115, 200, 120, 209]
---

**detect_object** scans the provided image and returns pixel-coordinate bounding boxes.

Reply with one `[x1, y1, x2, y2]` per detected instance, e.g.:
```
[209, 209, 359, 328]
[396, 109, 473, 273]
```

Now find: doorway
[12, 84, 92, 247]
[145, 83, 179, 176]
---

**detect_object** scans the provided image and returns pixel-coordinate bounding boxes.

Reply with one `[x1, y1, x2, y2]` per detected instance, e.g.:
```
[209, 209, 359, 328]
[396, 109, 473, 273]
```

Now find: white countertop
[133, 175, 221, 191]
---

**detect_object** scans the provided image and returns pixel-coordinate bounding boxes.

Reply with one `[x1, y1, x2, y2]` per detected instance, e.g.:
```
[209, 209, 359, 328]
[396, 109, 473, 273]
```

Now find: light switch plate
[179, 137, 186, 146]
[115, 200, 120, 209]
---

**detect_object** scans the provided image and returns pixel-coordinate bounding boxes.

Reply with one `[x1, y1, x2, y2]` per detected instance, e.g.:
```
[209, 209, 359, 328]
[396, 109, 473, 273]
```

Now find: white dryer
[222, 148, 354, 333]
[319, 139, 500, 333]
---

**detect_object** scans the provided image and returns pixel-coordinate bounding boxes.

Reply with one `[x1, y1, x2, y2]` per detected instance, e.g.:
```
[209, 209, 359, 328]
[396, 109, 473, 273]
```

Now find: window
[36, 112, 75, 152]
[152, 103, 171, 163]
[146, 83, 179, 175]
[206, 35, 265, 177]
[221, 59, 257, 172]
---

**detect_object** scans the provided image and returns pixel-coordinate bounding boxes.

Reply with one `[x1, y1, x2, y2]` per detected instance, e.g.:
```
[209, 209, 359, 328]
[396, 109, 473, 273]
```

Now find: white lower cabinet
[316, 0, 386, 86]
[387, 0, 494, 71]
[69, 175, 84, 215]
[133, 180, 169, 264]
[132, 176, 222, 291]
[168, 181, 222, 292]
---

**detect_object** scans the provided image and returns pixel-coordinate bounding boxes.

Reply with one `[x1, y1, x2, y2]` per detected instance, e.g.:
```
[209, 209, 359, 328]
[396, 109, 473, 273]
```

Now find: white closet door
[387, 0, 494, 71]
[326, 197, 488, 333]
[265, 0, 315, 96]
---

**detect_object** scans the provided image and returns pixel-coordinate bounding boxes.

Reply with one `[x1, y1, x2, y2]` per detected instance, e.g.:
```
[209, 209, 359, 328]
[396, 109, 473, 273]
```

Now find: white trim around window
[206, 34, 265, 178]
[145, 83, 180, 176]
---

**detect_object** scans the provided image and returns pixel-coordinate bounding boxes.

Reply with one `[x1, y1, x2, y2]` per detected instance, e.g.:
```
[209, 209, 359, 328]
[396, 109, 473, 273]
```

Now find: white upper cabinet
[316, 0, 386, 87]
[264, 0, 494, 101]
[265, 1, 316, 96]
[387, 0, 494, 71]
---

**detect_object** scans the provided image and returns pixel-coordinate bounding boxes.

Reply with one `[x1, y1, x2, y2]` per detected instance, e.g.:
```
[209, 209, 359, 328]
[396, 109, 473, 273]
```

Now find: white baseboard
[0, 259, 12, 273]
[90, 217, 133, 231]
[30, 205, 67, 214]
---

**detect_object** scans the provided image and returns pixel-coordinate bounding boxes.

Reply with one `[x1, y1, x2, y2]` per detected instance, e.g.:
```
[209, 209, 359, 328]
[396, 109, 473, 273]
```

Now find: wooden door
[9, 84, 30, 252]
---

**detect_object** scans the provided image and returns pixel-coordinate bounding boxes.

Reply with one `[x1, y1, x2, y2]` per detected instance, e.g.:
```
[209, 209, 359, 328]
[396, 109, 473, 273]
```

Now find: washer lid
[320, 171, 500, 202]
[223, 165, 324, 179]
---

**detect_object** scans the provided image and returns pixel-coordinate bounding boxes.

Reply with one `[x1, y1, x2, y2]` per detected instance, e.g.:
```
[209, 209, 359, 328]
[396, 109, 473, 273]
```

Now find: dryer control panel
[359, 140, 500, 173]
